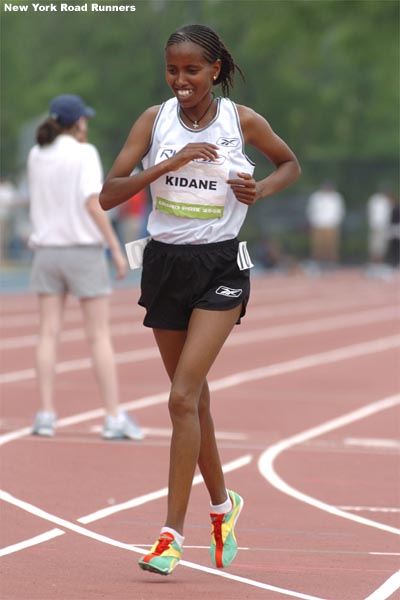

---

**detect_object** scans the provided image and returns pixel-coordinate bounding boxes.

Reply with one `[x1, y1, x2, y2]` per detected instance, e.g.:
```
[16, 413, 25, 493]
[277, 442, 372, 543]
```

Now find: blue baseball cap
[49, 94, 95, 126]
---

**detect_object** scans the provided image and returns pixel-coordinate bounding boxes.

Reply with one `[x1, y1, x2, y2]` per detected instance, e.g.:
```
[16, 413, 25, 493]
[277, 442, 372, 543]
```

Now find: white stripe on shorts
[237, 241, 254, 271]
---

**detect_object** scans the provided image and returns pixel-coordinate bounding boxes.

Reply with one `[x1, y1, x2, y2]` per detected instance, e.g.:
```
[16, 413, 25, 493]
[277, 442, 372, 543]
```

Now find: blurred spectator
[306, 181, 346, 267]
[0, 177, 18, 263]
[253, 235, 281, 270]
[117, 187, 147, 244]
[386, 193, 400, 268]
[367, 186, 392, 264]
[27, 93, 143, 441]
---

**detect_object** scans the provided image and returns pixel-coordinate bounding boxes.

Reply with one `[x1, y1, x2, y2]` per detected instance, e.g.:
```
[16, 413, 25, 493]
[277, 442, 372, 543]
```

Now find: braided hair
[166, 24, 244, 97]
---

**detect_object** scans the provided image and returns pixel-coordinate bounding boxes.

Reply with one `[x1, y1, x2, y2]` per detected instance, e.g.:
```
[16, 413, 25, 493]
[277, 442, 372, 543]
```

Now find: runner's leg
[153, 304, 242, 534]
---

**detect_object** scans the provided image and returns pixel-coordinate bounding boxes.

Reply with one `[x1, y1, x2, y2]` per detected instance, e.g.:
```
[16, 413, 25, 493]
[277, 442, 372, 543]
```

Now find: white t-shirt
[306, 189, 345, 228]
[142, 97, 255, 244]
[367, 193, 392, 230]
[28, 135, 104, 247]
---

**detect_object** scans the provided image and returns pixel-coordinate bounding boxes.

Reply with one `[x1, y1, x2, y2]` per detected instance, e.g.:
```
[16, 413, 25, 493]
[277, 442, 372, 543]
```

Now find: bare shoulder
[235, 103, 298, 165]
[235, 104, 267, 125]
[132, 104, 161, 131]
[235, 104, 273, 143]
[123, 104, 162, 148]
[105, 105, 162, 179]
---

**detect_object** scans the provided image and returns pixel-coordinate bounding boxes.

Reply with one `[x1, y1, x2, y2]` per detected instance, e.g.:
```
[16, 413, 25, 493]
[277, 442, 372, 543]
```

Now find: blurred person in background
[367, 186, 392, 266]
[116, 170, 147, 244]
[0, 177, 18, 263]
[27, 94, 143, 441]
[306, 180, 346, 270]
[385, 192, 400, 269]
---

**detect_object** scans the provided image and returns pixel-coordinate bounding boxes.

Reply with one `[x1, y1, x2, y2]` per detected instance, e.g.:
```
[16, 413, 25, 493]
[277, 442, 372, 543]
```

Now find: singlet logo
[158, 148, 226, 165]
[217, 137, 240, 147]
[193, 155, 226, 165]
[215, 286, 243, 298]
[159, 148, 176, 159]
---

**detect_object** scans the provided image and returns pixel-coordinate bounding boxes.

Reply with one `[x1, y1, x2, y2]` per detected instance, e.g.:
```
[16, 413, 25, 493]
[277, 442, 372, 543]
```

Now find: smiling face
[165, 41, 220, 112]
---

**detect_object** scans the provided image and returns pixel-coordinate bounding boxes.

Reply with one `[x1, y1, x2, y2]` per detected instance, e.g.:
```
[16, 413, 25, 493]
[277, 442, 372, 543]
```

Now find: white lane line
[0, 455, 252, 554]
[0, 321, 145, 350]
[0, 490, 328, 600]
[0, 489, 145, 552]
[78, 454, 252, 524]
[0, 293, 393, 349]
[344, 437, 400, 449]
[1, 335, 399, 448]
[0, 529, 64, 557]
[258, 394, 400, 536]
[370, 552, 400, 556]
[0, 347, 160, 384]
[0, 392, 169, 447]
[0, 303, 141, 329]
[209, 335, 400, 394]
[338, 507, 400, 513]
[1, 305, 399, 383]
[89, 425, 247, 440]
[363, 570, 400, 600]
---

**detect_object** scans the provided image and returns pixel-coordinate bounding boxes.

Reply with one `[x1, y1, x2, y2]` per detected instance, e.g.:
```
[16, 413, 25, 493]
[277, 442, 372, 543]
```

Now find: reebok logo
[217, 137, 240, 147]
[215, 286, 243, 298]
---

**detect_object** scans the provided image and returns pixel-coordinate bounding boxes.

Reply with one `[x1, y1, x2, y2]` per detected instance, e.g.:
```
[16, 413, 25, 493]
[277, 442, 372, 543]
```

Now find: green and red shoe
[210, 490, 244, 568]
[138, 531, 182, 575]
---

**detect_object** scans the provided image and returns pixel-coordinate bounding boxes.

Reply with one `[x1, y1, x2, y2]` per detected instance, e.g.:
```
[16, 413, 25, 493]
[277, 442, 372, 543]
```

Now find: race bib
[153, 149, 230, 220]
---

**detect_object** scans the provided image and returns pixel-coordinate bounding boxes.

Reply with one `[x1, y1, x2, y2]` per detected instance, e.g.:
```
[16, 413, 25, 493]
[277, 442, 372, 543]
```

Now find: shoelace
[153, 533, 174, 555]
[211, 514, 224, 543]
[211, 514, 225, 567]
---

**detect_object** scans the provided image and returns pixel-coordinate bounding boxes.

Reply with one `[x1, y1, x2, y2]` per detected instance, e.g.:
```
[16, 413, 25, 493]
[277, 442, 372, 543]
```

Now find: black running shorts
[138, 238, 251, 330]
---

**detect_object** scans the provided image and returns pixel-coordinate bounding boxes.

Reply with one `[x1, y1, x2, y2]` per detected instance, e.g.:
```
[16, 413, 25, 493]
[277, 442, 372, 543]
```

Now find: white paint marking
[258, 394, 400, 536]
[344, 437, 400, 449]
[369, 552, 400, 556]
[0, 488, 328, 599]
[0, 456, 251, 553]
[89, 425, 247, 440]
[338, 506, 400, 513]
[0, 299, 395, 349]
[209, 336, 400, 394]
[1, 335, 399, 449]
[78, 454, 252, 524]
[1, 339, 399, 596]
[0, 529, 64, 557]
[0, 489, 145, 553]
[1, 306, 399, 383]
[363, 570, 400, 600]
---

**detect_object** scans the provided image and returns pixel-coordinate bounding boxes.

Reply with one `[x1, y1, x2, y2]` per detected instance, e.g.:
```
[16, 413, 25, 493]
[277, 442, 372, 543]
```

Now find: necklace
[179, 96, 215, 129]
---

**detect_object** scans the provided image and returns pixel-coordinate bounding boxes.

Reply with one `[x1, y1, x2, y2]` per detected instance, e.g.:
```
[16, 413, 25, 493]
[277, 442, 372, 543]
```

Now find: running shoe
[210, 490, 244, 568]
[103, 411, 144, 441]
[138, 531, 182, 575]
[31, 411, 56, 437]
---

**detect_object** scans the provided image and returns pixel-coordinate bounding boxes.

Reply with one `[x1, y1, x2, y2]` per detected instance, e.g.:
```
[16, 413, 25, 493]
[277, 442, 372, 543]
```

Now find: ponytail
[36, 118, 63, 146]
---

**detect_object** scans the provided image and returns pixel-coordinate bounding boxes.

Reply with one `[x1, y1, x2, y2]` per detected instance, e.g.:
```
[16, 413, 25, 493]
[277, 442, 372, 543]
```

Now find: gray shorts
[30, 246, 112, 298]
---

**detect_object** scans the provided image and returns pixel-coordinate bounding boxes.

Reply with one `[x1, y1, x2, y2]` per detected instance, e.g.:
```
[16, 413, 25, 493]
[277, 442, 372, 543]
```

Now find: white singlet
[142, 97, 255, 244]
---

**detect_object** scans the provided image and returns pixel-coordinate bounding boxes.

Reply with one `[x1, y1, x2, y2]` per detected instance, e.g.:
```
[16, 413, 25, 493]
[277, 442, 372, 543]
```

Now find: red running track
[0, 269, 399, 600]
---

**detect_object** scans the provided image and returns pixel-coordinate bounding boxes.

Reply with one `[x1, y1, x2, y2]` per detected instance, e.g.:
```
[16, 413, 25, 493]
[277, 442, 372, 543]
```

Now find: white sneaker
[32, 411, 56, 437]
[103, 411, 144, 441]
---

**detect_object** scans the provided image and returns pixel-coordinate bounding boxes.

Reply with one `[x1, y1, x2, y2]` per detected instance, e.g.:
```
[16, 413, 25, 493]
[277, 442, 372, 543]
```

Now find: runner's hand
[227, 172, 257, 205]
[167, 143, 219, 171]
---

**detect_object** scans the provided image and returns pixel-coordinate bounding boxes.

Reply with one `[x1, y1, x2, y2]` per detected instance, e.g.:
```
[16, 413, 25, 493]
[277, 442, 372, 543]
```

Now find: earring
[213, 75, 218, 80]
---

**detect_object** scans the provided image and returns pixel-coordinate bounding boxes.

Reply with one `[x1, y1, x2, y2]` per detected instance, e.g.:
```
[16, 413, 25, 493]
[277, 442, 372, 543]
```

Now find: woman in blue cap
[28, 94, 143, 441]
